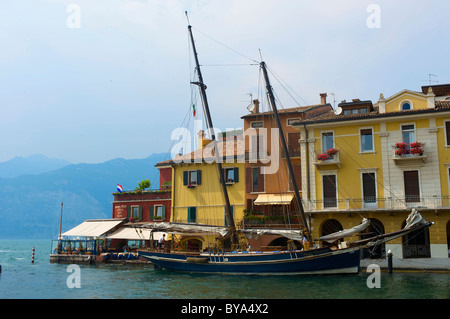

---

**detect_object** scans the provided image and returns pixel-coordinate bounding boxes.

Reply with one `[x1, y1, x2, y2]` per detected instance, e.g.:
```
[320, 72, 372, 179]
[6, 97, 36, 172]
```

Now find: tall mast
[187, 25, 238, 246]
[260, 61, 312, 242]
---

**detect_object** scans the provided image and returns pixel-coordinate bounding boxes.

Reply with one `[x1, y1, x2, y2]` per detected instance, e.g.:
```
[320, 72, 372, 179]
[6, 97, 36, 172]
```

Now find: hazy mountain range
[0, 153, 170, 239]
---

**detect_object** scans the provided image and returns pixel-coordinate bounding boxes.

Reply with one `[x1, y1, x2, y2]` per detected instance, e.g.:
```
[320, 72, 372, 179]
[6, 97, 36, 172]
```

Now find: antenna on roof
[422, 73, 439, 85]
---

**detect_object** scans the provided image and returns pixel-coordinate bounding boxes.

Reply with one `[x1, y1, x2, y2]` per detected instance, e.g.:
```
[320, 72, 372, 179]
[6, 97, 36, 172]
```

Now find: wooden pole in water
[58, 202, 63, 252]
[387, 250, 393, 274]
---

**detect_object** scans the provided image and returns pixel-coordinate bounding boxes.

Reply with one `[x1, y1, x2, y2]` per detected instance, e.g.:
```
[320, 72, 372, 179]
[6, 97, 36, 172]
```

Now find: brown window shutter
[404, 171, 420, 202]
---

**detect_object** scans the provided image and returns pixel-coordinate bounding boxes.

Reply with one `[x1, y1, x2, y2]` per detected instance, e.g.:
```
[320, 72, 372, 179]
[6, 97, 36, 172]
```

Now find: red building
[112, 164, 172, 223]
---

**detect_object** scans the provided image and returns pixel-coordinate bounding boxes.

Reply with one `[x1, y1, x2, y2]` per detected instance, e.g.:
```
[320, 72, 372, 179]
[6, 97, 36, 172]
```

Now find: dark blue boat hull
[138, 248, 361, 275]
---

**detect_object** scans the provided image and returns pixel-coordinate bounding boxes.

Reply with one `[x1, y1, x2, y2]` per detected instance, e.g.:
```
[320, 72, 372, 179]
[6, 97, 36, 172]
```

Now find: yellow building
[164, 130, 246, 251]
[294, 84, 450, 263]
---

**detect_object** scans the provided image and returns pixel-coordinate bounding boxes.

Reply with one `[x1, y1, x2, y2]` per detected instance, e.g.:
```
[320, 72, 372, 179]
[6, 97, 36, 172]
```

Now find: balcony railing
[303, 194, 450, 212]
[313, 152, 341, 168]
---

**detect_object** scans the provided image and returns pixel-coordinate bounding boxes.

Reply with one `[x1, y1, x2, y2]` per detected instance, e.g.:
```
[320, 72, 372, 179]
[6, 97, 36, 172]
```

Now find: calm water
[0, 239, 449, 299]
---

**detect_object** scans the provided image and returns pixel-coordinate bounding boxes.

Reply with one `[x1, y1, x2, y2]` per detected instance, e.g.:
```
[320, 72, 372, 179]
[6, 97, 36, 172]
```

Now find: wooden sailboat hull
[138, 247, 361, 275]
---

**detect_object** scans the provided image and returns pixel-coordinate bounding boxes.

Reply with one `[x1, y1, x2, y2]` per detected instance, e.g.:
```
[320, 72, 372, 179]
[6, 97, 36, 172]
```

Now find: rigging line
[191, 26, 260, 64]
[331, 135, 406, 205]
[200, 63, 259, 67]
[266, 64, 310, 107]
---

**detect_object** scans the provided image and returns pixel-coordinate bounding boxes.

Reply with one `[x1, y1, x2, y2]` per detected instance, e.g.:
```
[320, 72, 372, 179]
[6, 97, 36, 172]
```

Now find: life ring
[174, 242, 180, 250]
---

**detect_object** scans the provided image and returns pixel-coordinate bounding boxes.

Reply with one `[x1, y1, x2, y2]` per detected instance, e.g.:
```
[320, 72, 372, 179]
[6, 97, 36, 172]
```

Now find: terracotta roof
[241, 103, 332, 119]
[296, 103, 450, 125]
[155, 138, 245, 166]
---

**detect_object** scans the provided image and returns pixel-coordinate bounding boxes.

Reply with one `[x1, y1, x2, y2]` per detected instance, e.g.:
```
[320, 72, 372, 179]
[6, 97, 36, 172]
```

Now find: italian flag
[192, 104, 196, 117]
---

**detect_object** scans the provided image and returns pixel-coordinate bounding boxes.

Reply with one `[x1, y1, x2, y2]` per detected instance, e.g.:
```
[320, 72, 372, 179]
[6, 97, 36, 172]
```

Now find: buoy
[31, 247, 35, 264]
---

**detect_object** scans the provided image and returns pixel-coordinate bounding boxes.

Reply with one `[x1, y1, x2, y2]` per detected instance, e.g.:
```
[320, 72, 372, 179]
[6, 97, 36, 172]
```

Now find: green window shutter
[138, 206, 143, 221]
[234, 167, 239, 183]
[149, 205, 154, 220]
[183, 171, 188, 185]
[197, 170, 202, 185]
[161, 205, 166, 220]
[127, 206, 131, 219]
[188, 207, 196, 223]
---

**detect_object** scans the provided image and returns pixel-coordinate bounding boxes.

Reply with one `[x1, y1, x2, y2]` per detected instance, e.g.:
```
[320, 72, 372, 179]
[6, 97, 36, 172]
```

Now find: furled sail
[404, 208, 428, 229]
[142, 222, 230, 237]
[318, 218, 371, 242]
[239, 228, 304, 241]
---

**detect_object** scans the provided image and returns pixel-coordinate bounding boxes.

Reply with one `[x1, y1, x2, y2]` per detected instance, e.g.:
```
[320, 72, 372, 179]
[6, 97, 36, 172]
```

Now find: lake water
[1, 239, 449, 300]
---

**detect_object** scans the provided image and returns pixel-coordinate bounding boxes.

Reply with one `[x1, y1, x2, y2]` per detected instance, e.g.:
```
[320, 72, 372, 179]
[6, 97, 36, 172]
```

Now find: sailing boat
[137, 25, 433, 275]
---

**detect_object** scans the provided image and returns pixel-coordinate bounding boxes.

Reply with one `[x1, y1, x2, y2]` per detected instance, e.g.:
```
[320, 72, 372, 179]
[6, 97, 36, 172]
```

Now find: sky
[0, 0, 449, 163]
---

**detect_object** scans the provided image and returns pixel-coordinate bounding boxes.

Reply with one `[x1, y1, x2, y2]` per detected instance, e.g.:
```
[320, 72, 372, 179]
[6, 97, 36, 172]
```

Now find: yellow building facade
[167, 132, 246, 251]
[295, 84, 450, 261]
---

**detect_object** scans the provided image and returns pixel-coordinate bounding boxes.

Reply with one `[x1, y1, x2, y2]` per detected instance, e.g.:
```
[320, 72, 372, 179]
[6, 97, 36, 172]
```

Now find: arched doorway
[361, 219, 385, 259]
[268, 237, 302, 250]
[401, 220, 430, 258]
[321, 219, 343, 237]
[320, 219, 343, 247]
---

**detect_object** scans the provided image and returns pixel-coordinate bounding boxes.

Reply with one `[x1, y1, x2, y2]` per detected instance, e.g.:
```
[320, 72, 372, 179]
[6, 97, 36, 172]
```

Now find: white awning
[254, 194, 294, 205]
[106, 227, 151, 240]
[62, 219, 125, 238]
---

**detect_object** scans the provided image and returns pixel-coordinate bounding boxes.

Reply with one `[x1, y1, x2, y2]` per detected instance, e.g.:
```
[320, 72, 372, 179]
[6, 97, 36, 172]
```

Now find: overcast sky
[0, 0, 449, 163]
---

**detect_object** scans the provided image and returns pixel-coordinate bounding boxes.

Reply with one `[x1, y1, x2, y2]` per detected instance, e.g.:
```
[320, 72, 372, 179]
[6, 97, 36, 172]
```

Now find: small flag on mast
[192, 104, 196, 117]
[117, 184, 123, 193]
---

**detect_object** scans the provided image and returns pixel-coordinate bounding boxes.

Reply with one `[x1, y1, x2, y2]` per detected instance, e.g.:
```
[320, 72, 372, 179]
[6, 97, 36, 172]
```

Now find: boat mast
[260, 61, 312, 242]
[187, 25, 238, 246]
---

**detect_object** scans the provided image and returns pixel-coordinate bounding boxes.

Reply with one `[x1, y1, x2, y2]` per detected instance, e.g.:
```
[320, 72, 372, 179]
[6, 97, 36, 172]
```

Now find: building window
[183, 170, 202, 187]
[322, 174, 337, 208]
[322, 132, 334, 152]
[404, 171, 420, 203]
[362, 172, 376, 206]
[224, 167, 239, 184]
[246, 167, 264, 193]
[187, 207, 197, 223]
[127, 206, 142, 221]
[344, 109, 351, 115]
[150, 205, 165, 220]
[445, 121, 450, 146]
[250, 121, 263, 128]
[360, 128, 374, 152]
[401, 124, 415, 147]
[401, 102, 412, 110]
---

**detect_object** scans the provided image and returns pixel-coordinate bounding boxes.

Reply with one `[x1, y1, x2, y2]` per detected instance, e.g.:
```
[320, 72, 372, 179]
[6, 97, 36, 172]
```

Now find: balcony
[303, 194, 450, 212]
[392, 142, 427, 167]
[313, 150, 341, 169]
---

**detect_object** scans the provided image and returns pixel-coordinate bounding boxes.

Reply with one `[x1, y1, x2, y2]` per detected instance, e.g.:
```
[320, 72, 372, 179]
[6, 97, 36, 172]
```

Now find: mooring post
[387, 250, 393, 274]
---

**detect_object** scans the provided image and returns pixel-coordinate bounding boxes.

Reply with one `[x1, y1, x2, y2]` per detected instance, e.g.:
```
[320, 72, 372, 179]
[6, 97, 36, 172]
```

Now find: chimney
[320, 93, 327, 105]
[252, 99, 260, 114]
[198, 130, 212, 149]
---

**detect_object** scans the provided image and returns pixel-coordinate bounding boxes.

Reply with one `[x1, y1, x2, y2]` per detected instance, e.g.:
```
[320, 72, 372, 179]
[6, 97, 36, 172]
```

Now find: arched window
[401, 101, 412, 110]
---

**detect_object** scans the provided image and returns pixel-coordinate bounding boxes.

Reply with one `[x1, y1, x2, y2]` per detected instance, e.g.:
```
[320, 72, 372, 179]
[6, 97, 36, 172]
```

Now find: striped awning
[254, 194, 294, 205]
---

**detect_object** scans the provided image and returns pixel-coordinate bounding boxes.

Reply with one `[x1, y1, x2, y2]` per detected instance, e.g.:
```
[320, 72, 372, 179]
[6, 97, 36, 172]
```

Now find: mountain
[0, 154, 71, 178]
[0, 152, 170, 239]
